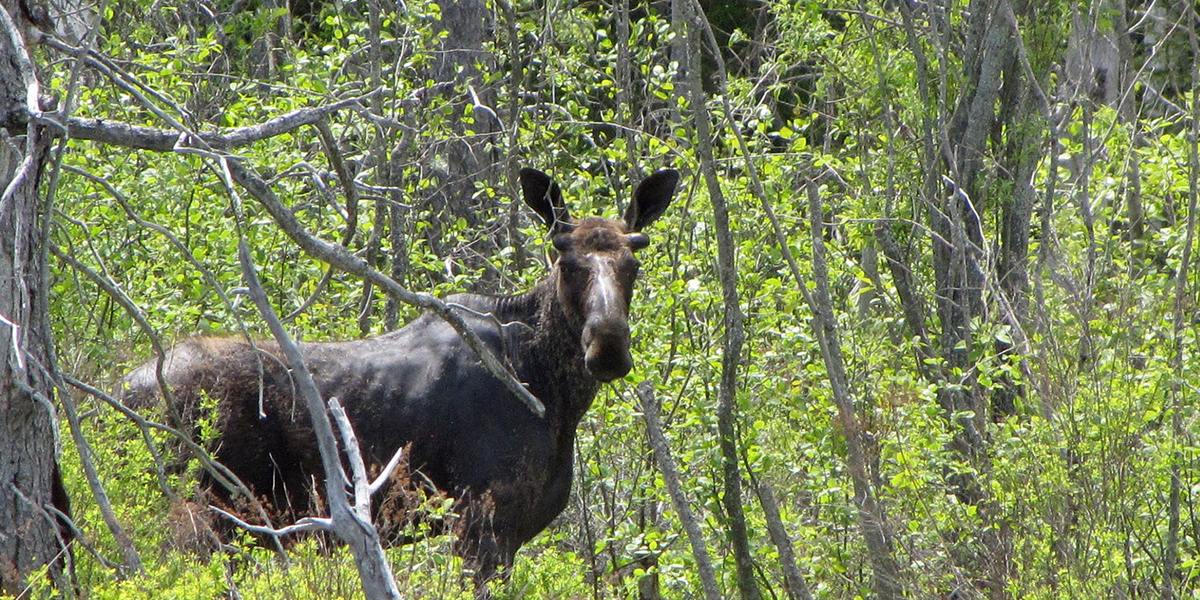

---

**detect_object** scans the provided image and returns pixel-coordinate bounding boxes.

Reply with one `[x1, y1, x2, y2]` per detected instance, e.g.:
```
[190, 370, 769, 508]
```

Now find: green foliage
[84, 558, 229, 600]
[41, 0, 1200, 598]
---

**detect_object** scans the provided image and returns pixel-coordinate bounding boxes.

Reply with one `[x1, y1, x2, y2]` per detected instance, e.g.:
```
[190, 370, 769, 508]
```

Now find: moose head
[519, 167, 679, 382]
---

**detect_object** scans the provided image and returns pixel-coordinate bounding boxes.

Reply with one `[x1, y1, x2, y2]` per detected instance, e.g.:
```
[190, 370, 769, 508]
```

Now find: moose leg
[453, 494, 519, 598]
[461, 535, 518, 600]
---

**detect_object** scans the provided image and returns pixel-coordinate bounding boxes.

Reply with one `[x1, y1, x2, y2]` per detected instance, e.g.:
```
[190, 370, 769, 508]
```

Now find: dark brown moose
[122, 167, 679, 590]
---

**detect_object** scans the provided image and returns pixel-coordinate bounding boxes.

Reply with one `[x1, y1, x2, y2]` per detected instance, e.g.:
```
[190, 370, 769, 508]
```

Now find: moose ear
[623, 169, 679, 232]
[521, 168, 572, 235]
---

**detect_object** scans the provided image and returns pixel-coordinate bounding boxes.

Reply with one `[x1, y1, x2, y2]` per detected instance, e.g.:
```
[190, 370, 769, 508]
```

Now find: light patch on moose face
[580, 254, 635, 382]
[589, 256, 621, 317]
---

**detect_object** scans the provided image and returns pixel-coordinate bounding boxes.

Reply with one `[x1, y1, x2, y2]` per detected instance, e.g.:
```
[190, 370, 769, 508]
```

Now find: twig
[24, 358, 143, 575]
[314, 119, 360, 244]
[283, 266, 336, 324]
[369, 445, 408, 497]
[61, 374, 281, 546]
[224, 157, 545, 416]
[329, 398, 371, 519]
[803, 179, 904, 597]
[58, 115, 547, 417]
[753, 482, 814, 600]
[210, 507, 331, 538]
[51, 246, 186, 435]
[679, 3, 760, 597]
[44, 504, 122, 572]
[64, 95, 371, 152]
[1164, 16, 1200, 596]
[59, 165, 249, 340]
[9, 483, 77, 600]
[0, 310, 24, 371]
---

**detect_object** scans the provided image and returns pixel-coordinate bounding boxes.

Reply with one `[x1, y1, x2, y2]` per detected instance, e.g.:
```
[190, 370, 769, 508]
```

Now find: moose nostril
[585, 345, 633, 382]
[582, 317, 633, 381]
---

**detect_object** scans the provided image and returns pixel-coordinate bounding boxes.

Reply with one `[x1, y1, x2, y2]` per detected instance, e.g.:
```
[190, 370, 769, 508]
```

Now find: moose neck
[516, 274, 602, 426]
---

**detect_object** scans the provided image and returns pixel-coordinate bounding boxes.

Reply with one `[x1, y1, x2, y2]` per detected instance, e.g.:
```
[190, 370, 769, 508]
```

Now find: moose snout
[582, 316, 633, 382]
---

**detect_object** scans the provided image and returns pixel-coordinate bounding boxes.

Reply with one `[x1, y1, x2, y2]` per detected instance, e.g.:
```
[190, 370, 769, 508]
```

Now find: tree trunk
[804, 180, 904, 600]
[427, 0, 497, 227]
[636, 383, 721, 600]
[677, 0, 762, 597]
[0, 4, 70, 594]
[1164, 19, 1199, 599]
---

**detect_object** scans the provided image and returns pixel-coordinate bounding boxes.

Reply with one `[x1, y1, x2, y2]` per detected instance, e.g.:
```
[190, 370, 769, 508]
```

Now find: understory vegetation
[13, 0, 1200, 598]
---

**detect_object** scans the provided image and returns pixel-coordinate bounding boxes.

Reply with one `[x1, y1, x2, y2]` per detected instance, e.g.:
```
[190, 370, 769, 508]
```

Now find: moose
[122, 167, 679, 589]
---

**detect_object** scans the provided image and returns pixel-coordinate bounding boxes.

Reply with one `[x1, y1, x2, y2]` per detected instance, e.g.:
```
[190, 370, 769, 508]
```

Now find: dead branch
[236, 239, 402, 600]
[61, 373, 282, 550]
[64, 96, 370, 152]
[224, 156, 545, 416]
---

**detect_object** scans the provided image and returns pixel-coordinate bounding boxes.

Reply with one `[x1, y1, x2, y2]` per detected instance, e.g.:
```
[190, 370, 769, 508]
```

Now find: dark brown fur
[122, 168, 679, 589]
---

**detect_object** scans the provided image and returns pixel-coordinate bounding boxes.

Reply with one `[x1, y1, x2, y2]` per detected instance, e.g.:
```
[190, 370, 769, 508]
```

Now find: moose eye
[623, 259, 641, 282]
[559, 258, 588, 282]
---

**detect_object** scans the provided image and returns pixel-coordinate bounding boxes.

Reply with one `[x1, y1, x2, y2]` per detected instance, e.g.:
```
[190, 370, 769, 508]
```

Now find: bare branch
[63, 96, 369, 152]
[369, 445, 408, 497]
[803, 179, 904, 598]
[679, 3, 760, 597]
[634, 382, 721, 600]
[329, 398, 371, 519]
[314, 118, 361, 244]
[237, 238, 402, 600]
[224, 157, 545, 417]
[43, 504, 122, 573]
[59, 165, 247, 333]
[210, 507, 332, 538]
[754, 482, 814, 600]
[61, 374, 281, 540]
[57, 115, 546, 417]
[1164, 16, 1200, 597]
[51, 246, 185, 436]
[23, 357, 143, 575]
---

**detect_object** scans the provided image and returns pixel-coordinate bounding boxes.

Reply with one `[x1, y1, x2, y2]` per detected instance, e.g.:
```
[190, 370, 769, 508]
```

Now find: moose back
[122, 167, 679, 587]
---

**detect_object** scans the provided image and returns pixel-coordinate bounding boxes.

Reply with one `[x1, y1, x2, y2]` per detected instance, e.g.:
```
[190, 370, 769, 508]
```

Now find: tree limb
[803, 179, 904, 599]
[61, 374, 280, 545]
[237, 239, 402, 600]
[63, 96, 369, 152]
[57, 115, 546, 417]
[678, 2, 761, 597]
[24, 357, 143, 575]
[224, 156, 545, 416]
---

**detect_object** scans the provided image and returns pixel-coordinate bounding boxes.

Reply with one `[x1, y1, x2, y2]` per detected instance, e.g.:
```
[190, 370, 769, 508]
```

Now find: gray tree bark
[236, 240, 403, 600]
[804, 180, 904, 600]
[635, 383, 721, 600]
[889, 1, 1061, 596]
[0, 3, 70, 594]
[1164, 15, 1199, 599]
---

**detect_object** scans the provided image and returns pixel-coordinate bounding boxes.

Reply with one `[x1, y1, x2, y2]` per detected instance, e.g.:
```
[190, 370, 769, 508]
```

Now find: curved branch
[57, 115, 546, 416]
[64, 96, 369, 152]
[61, 374, 281, 545]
